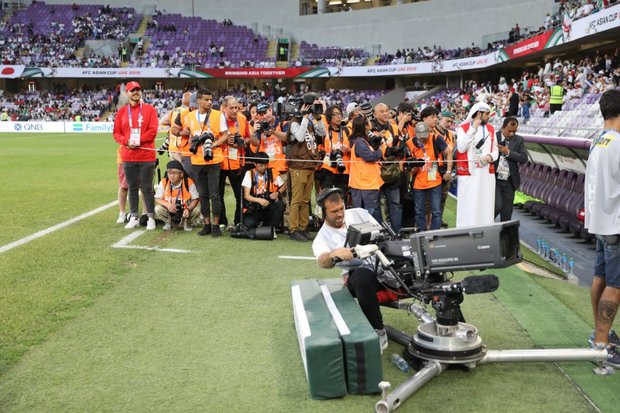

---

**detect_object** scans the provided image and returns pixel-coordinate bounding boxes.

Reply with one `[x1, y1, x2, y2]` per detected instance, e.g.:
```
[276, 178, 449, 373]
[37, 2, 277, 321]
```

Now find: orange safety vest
[455, 122, 496, 176]
[252, 123, 287, 176]
[321, 126, 351, 175]
[187, 109, 224, 166]
[349, 139, 384, 190]
[160, 177, 194, 208]
[409, 133, 443, 190]
[221, 113, 250, 171]
[168, 105, 187, 156]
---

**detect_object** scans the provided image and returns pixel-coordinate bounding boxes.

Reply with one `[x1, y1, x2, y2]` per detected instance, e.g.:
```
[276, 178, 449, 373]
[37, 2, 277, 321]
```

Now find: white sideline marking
[278, 255, 316, 260]
[112, 230, 191, 254]
[0, 201, 118, 254]
[320, 284, 351, 336]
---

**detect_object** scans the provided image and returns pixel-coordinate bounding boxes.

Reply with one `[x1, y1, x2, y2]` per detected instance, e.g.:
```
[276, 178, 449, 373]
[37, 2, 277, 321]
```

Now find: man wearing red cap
[113, 81, 160, 230]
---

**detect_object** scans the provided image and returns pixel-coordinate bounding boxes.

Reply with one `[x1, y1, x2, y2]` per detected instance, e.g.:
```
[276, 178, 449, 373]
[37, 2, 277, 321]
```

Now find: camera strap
[195, 109, 211, 133]
[329, 126, 344, 147]
[251, 169, 272, 197]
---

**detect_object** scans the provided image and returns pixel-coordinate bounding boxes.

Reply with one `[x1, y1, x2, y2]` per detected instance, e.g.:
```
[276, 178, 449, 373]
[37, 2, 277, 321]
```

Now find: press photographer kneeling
[241, 152, 286, 230]
[312, 187, 392, 352]
[154, 160, 200, 231]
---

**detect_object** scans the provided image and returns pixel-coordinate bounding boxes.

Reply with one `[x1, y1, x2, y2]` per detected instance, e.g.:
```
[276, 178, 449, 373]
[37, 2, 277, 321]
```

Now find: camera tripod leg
[384, 324, 414, 347]
[375, 361, 445, 413]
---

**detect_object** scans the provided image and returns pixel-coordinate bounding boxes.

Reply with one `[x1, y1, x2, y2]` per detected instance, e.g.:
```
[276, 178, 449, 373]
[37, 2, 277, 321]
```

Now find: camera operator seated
[312, 187, 392, 353]
[154, 160, 200, 231]
[242, 152, 286, 230]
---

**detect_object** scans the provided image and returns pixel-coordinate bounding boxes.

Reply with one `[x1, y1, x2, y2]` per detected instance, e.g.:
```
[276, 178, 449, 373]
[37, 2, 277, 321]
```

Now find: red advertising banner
[196, 67, 330, 78]
[503, 30, 554, 60]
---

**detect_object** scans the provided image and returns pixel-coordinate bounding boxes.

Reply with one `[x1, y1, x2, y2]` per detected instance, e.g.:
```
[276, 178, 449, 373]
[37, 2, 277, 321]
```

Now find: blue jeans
[594, 235, 620, 288]
[350, 188, 382, 225]
[414, 184, 442, 230]
[381, 184, 402, 233]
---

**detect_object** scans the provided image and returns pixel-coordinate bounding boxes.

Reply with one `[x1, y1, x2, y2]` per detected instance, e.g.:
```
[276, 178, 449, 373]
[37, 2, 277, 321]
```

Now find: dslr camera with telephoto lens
[189, 131, 215, 161]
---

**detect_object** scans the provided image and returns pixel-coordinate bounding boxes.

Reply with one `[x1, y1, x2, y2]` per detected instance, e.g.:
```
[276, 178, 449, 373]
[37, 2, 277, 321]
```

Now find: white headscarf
[465, 102, 491, 122]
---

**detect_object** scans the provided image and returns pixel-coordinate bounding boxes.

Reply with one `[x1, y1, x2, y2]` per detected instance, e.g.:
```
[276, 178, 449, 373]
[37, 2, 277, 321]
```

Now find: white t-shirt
[312, 208, 378, 273]
[241, 170, 284, 194]
[585, 129, 620, 235]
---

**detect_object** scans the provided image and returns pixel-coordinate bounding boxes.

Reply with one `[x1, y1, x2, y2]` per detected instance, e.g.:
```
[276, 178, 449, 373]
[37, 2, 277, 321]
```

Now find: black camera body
[252, 120, 272, 137]
[231, 133, 245, 147]
[367, 131, 383, 150]
[171, 198, 184, 223]
[330, 149, 346, 173]
[245, 193, 272, 215]
[189, 131, 215, 161]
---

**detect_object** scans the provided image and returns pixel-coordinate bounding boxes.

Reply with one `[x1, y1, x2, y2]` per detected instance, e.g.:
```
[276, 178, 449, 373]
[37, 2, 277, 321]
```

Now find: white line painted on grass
[112, 230, 191, 254]
[278, 255, 316, 260]
[0, 201, 118, 254]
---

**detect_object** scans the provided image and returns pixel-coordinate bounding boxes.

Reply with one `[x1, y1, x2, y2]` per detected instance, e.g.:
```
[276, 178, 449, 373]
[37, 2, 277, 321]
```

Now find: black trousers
[192, 163, 222, 218]
[346, 267, 384, 330]
[243, 200, 285, 229]
[495, 178, 516, 222]
[219, 168, 244, 226]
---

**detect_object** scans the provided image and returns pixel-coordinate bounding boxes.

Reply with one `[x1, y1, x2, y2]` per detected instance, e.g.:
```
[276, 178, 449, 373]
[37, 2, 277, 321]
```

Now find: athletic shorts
[594, 234, 620, 288]
[117, 163, 128, 189]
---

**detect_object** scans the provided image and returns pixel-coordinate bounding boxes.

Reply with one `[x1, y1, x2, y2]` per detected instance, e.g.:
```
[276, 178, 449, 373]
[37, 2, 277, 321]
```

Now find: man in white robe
[456, 102, 498, 228]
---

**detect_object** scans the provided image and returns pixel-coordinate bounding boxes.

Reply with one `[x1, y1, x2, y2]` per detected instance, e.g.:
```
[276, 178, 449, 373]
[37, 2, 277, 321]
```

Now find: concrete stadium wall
[43, 0, 555, 53]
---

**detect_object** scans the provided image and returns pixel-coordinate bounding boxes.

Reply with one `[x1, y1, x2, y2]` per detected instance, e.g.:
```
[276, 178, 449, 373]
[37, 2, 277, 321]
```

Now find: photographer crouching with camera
[154, 160, 200, 231]
[241, 151, 286, 230]
[312, 187, 391, 352]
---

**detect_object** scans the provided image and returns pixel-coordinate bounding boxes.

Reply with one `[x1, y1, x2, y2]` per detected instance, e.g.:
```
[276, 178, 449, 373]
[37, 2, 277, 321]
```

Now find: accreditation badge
[129, 128, 141, 146]
[229, 147, 238, 161]
[427, 163, 437, 181]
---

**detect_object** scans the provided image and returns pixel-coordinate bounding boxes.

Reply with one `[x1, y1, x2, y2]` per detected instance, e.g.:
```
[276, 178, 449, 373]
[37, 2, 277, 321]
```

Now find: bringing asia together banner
[3, 4, 619, 79]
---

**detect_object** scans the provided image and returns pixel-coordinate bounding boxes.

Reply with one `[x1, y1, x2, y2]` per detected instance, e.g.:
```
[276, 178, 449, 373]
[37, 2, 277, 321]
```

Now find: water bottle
[562, 254, 568, 272]
[390, 353, 411, 373]
[543, 242, 550, 260]
[536, 239, 542, 255]
[568, 258, 575, 278]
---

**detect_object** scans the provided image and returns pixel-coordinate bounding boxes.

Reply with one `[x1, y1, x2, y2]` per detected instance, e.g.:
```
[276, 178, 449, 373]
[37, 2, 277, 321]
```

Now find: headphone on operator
[316, 187, 344, 217]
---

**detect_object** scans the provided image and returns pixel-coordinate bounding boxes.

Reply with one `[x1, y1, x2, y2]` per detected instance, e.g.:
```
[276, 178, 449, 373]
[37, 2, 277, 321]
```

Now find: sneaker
[212, 225, 222, 238]
[125, 217, 139, 229]
[376, 328, 389, 354]
[163, 223, 172, 231]
[183, 221, 192, 232]
[197, 225, 212, 236]
[300, 230, 315, 241]
[441, 221, 449, 228]
[588, 330, 620, 348]
[289, 231, 307, 242]
[116, 213, 126, 224]
[146, 217, 156, 230]
[604, 345, 620, 369]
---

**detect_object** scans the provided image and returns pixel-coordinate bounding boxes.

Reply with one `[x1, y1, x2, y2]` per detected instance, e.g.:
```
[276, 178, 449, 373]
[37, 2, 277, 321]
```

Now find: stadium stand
[134, 14, 272, 68]
[0, 1, 140, 67]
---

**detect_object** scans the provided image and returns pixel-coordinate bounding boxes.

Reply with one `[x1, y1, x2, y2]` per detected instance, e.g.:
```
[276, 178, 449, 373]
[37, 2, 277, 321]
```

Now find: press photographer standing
[171, 89, 228, 237]
[287, 94, 326, 242]
[113, 81, 159, 230]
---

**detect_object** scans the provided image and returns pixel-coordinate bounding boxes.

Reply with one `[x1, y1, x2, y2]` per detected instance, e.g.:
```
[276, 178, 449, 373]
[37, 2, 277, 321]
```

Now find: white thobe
[456, 122, 498, 228]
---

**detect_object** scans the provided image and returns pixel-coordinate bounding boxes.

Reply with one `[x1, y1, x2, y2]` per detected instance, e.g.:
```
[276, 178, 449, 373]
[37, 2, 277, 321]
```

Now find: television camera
[338, 221, 609, 412]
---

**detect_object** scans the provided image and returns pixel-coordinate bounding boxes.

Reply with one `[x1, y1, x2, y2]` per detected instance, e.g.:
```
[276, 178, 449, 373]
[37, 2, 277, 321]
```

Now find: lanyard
[329, 126, 343, 146]
[127, 103, 143, 129]
[195, 110, 211, 134]
[253, 170, 269, 194]
[167, 181, 185, 204]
